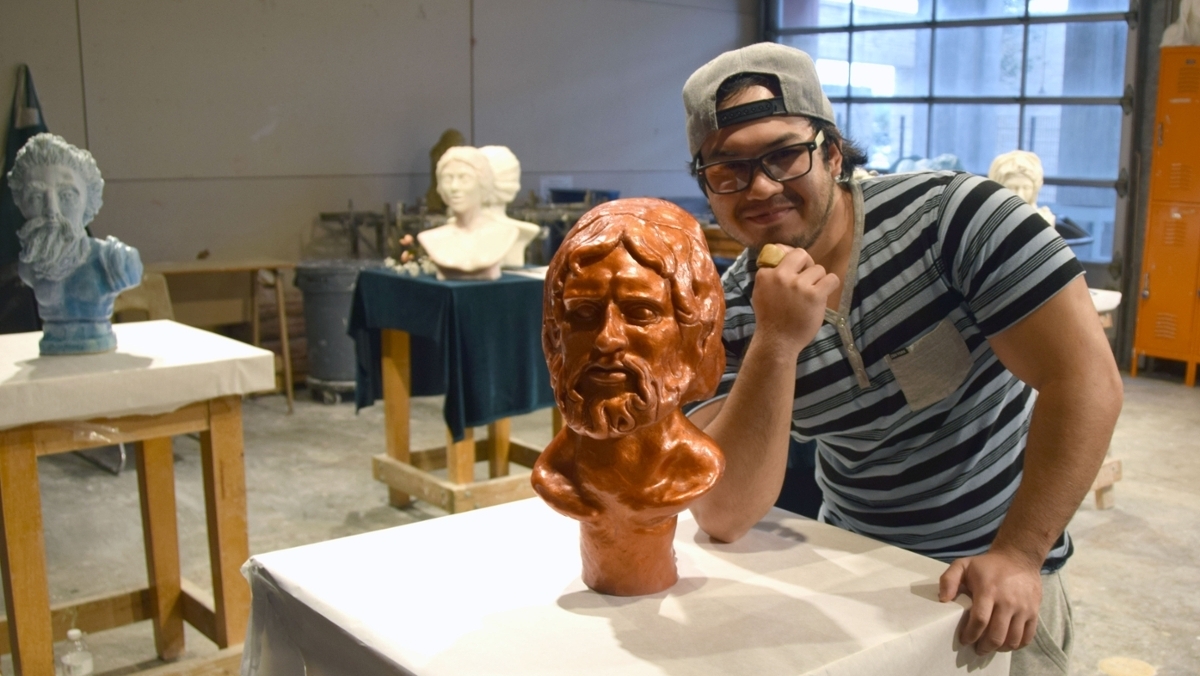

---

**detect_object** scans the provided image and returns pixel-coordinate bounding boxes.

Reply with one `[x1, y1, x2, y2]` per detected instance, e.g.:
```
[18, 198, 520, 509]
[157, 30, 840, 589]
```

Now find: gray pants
[1009, 569, 1073, 675]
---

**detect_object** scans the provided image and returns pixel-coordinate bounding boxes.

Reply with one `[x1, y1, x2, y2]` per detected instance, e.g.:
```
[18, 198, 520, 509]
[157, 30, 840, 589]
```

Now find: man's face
[438, 160, 484, 216]
[18, 164, 88, 231]
[700, 85, 843, 252]
[558, 245, 686, 438]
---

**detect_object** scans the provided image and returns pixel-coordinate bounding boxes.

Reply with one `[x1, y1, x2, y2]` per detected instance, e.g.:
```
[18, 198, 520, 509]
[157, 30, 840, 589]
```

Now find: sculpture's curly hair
[543, 197, 725, 406]
[7, 133, 104, 226]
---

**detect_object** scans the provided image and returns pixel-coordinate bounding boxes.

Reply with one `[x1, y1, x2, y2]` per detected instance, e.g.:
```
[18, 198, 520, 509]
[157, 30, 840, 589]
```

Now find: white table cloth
[242, 498, 1008, 676]
[0, 319, 275, 431]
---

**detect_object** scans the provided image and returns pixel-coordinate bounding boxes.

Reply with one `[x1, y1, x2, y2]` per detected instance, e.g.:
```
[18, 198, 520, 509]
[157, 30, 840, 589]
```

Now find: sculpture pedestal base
[580, 515, 678, 596]
[39, 320, 116, 355]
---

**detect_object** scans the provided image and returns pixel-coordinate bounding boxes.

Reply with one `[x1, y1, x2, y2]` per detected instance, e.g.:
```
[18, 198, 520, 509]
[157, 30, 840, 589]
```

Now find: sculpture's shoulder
[93, 236, 143, 291]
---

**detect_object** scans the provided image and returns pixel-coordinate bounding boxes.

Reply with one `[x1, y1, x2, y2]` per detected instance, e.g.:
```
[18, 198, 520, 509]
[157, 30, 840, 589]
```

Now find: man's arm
[939, 276, 1123, 654]
[689, 246, 838, 542]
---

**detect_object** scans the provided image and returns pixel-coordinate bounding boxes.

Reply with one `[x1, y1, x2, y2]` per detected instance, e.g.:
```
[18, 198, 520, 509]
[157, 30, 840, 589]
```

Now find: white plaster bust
[417, 146, 519, 280]
[988, 150, 1055, 226]
[1163, 0, 1200, 46]
[479, 145, 540, 268]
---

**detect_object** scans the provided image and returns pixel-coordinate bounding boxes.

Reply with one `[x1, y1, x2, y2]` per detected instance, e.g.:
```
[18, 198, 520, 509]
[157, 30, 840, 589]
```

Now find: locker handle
[1141, 273, 1150, 300]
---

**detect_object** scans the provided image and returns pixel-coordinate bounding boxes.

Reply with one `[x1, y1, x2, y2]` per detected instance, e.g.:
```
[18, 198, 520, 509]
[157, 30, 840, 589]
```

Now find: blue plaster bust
[7, 133, 142, 355]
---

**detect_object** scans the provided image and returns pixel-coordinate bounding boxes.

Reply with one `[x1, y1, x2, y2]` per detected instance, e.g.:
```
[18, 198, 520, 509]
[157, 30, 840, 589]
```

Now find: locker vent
[1169, 163, 1192, 191]
[1163, 221, 1186, 246]
[1155, 313, 1178, 340]
[1179, 64, 1200, 94]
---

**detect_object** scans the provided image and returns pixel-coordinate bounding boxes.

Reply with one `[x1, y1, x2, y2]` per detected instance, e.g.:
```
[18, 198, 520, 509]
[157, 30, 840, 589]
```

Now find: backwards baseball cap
[682, 42, 836, 157]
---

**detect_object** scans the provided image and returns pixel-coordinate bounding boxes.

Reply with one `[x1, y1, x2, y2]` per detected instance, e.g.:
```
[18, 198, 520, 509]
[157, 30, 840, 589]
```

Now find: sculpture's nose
[595, 304, 627, 354]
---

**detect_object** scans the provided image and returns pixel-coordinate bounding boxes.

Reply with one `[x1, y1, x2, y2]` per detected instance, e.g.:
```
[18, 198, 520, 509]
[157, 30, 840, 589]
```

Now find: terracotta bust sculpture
[417, 146, 519, 281]
[988, 150, 1055, 226]
[478, 145, 540, 268]
[534, 197, 725, 596]
[7, 133, 142, 355]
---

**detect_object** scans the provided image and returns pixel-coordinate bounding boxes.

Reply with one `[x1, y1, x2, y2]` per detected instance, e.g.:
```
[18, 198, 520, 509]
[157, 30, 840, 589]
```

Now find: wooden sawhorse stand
[371, 329, 560, 513]
[0, 396, 251, 675]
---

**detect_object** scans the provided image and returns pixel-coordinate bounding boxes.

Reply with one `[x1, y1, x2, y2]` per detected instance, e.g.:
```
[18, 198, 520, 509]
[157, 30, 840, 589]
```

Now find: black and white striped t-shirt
[704, 171, 1084, 570]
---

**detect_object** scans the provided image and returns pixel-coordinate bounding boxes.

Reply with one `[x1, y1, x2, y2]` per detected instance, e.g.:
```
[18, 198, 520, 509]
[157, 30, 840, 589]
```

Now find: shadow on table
[5, 352, 154, 383]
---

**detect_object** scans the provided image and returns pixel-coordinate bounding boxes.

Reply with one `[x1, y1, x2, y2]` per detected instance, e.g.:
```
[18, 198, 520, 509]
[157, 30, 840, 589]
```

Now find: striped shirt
[702, 171, 1084, 570]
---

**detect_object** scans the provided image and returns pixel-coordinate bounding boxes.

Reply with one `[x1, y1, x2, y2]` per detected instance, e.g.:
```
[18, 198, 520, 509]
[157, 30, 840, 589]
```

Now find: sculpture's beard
[561, 353, 684, 439]
[17, 216, 90, 281]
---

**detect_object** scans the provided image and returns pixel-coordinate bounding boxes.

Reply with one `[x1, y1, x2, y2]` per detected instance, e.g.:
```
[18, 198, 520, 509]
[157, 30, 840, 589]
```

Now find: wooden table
[349, 271, 559, 514]
[371, 329, 560, 514]
[0, 321, 275, 675]
[241, 499, 1009, 676]
[146, 259, 296, 413]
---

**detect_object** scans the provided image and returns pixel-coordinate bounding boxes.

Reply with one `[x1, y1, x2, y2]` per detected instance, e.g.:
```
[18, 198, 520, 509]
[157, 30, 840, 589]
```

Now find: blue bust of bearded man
[7, 133, 142, 354]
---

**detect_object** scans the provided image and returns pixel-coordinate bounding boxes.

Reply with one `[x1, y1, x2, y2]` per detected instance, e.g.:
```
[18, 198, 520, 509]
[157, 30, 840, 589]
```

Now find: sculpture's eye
[623, 302, 661, 325]
[59, 190, 78, 207]
[565, 302, 600, 324]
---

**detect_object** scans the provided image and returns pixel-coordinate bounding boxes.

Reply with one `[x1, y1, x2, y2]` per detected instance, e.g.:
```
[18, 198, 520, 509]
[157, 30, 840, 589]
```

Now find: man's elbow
[690, 501, 755, 543]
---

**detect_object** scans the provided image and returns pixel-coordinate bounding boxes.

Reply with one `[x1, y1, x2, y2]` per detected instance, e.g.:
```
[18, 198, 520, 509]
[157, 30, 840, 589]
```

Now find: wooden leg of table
[199, 396, 251, 648]
[274, 268, 294, 414]
[251, 271, 261, 348]
[382, 329, 413, 507]
[488, 419, 511, 478]
[0, 434, 55, 675]
[552, 407, 564, 436]
[446, 428, 475, 484]
[136, 437, 185, 660]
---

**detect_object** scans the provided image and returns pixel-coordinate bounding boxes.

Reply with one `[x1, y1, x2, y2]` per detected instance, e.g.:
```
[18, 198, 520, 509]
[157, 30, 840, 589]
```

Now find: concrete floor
[2, 375, 1197, 675]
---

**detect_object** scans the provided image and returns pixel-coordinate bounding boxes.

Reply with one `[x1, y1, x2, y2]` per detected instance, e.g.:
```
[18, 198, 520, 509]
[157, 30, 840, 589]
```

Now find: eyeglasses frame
[694, 130, 827, 195]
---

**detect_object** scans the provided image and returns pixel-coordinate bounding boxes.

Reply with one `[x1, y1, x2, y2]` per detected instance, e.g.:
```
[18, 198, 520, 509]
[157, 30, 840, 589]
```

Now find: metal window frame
[765, 0, 1135, 192]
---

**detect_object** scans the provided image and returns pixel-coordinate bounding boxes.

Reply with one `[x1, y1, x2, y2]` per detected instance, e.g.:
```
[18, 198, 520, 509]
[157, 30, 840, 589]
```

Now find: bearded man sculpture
[7, 133, 142, 355]
[533, 197, 725, 596]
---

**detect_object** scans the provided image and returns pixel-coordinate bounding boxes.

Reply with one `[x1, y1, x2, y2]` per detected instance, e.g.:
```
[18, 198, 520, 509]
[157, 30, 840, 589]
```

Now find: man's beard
[731, 173, 839, 252]
[17, 216, 91, 281]
[560, 354, 684, 439]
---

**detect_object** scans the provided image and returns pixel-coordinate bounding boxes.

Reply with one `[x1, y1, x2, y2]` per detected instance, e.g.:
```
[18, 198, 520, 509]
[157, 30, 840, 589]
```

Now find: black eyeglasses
[696, 131, 825, 195]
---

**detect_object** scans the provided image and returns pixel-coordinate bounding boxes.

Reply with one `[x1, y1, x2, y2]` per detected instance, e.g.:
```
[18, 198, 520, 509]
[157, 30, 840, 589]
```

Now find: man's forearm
[690, 335, 801, 542]
[990, 369, 1123, 567]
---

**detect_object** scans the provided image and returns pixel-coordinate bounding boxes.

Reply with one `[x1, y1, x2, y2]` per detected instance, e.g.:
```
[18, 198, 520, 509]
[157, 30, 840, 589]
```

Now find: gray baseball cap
[682, 42, 836, 157]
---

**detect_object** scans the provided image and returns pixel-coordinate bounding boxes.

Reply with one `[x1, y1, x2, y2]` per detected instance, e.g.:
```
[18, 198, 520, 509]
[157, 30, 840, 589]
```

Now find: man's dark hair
[690, 72, 867, 189]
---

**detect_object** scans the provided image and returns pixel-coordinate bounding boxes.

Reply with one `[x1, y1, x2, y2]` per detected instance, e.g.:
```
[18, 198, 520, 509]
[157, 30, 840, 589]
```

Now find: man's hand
[751, 244, 839, 357]
[939, 550, 1044, 654]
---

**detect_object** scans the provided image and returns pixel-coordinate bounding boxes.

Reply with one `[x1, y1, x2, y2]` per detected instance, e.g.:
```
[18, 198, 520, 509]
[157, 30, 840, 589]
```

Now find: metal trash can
[295, 259, 382, 404]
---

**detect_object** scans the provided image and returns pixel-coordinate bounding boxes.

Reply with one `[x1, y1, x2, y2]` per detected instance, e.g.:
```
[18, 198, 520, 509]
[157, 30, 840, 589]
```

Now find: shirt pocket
[884, 318, 972, 412]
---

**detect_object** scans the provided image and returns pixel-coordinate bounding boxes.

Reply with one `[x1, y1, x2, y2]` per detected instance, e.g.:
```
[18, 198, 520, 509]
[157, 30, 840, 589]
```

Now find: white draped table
[0, 320, 274, 675]
[242, 498, 1008, 676]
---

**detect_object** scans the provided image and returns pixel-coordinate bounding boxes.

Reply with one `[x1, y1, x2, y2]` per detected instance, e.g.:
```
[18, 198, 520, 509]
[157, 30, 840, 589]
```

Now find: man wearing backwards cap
[682, 42, 1121, 674]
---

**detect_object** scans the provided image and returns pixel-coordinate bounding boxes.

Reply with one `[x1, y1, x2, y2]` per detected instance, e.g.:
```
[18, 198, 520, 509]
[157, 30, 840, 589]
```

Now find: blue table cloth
[350, 270, 555, 441]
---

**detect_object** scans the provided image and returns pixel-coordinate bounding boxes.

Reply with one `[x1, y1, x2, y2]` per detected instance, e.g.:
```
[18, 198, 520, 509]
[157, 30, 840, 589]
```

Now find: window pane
[930, 104, 1020, 175]
[1022, 104, 1121, 179]
[936, 0, 1024, 21]
[933, 25, 1025, 96]
[849, 103, 930, 172]
[1041, 186, 1116, 263]
[851, 29, 931, 97]
[1028, 0, 1130, 15]
[777, 0, 849, 28]
[853, 0, 932, 25]
[1024, 22, 1127, 97]
[781, 33, 850, 97]
[831, 102, 849, 130]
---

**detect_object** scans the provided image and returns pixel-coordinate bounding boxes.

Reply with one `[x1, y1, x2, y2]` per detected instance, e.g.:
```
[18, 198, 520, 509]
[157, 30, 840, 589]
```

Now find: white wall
[1, 0, 756, 263]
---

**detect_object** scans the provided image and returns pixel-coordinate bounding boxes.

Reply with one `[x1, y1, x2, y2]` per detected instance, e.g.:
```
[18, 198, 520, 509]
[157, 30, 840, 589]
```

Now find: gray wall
[1, 0, 756, 263]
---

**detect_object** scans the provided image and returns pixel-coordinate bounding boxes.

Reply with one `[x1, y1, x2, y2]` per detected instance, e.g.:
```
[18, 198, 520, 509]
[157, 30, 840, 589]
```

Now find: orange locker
[1133, 46, 1200, 385]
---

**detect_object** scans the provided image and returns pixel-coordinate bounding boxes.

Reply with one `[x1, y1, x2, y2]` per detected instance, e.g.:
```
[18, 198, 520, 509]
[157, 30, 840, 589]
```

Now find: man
[7, 133, 141, 354]
[681, 43, 1122, 674]
[533, 197, 725, 596]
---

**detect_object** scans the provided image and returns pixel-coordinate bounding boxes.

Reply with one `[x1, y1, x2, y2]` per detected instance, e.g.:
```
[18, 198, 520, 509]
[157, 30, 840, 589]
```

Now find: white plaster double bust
[988, 150, 1055, 227]
[417, 145, 539, 281]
